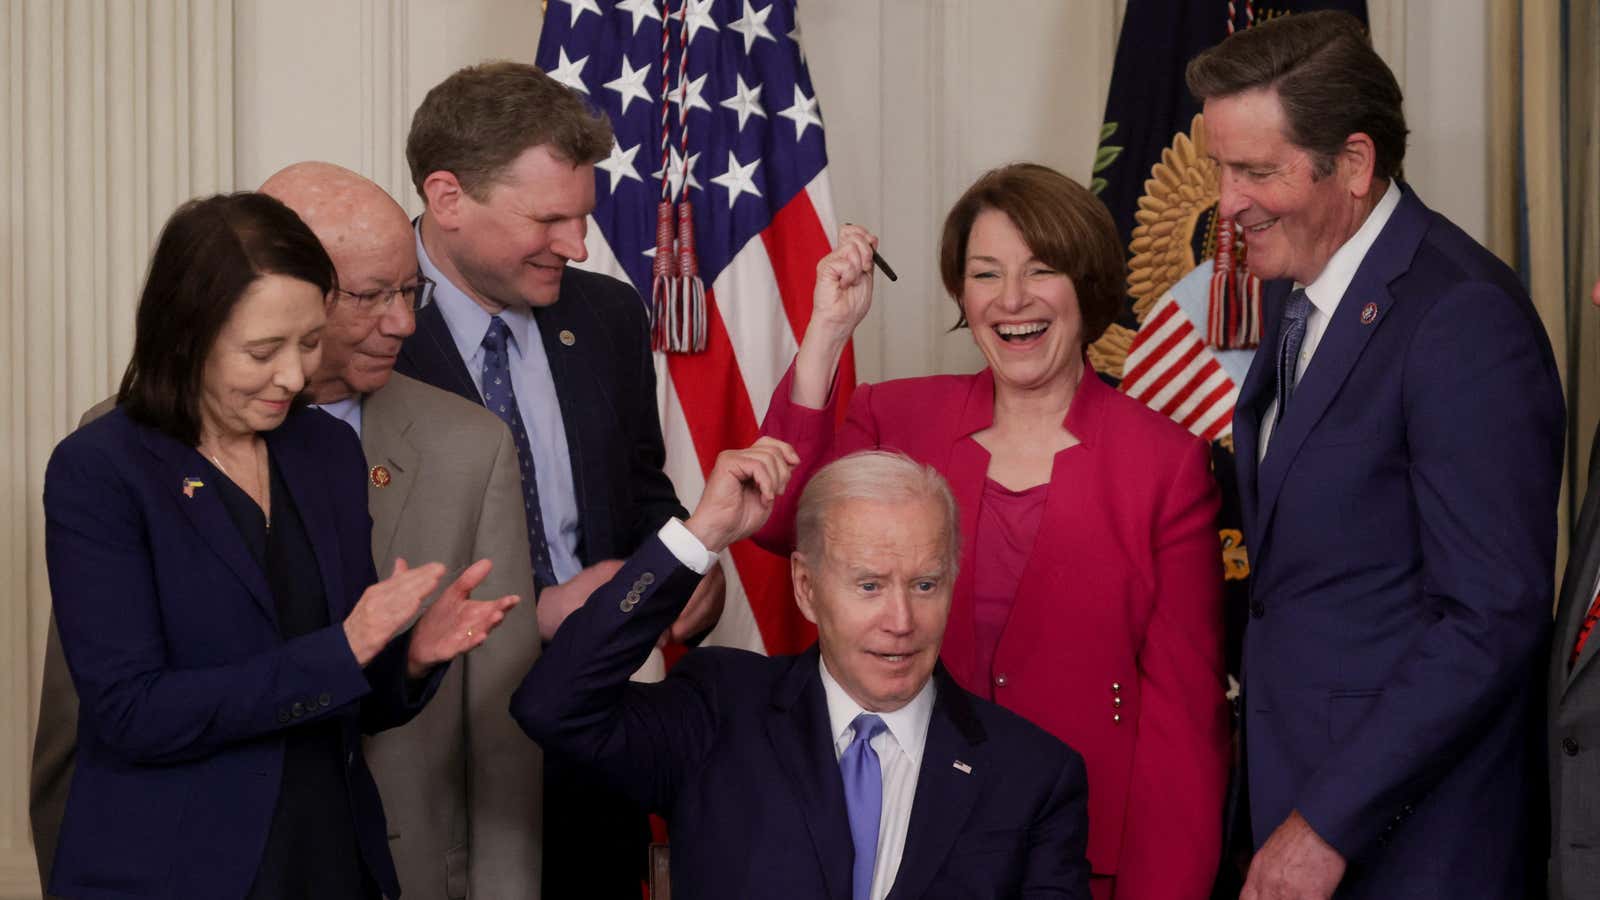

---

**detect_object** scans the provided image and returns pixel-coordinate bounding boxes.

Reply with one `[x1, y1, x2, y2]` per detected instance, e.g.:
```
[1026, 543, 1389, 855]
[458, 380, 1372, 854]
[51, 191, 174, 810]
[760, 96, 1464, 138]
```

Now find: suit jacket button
[1250, 600, 1266, 619]
[620, 598, 635, 612]
[278, 710, 291, 724]
[318, 692, 332, 707]
[1564, 737, 1581, 756]
[632, 580, 647, 592]
[640, 572, 655, 585]
[291, 701, 305, 718]
[994, 673, 1008, 688]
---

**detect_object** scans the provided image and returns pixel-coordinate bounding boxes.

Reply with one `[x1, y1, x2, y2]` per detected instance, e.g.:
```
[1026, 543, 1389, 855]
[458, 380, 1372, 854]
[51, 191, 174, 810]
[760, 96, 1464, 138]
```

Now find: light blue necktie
[841, 713, 887, 900]
[480, 316, 557, 588]
[1275, 288, 1314, 417]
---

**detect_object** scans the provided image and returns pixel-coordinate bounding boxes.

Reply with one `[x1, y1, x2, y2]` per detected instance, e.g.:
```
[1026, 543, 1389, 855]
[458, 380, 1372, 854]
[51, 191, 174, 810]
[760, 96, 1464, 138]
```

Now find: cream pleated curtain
[0, 2, 233, 894]
[0, 1, 1583, 898]
[1491, 0, 1600, 556]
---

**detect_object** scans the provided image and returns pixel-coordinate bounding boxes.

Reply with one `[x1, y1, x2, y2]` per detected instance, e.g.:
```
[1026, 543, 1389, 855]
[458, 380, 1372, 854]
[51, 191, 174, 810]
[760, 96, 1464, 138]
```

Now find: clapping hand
[406, 558, 521, 678]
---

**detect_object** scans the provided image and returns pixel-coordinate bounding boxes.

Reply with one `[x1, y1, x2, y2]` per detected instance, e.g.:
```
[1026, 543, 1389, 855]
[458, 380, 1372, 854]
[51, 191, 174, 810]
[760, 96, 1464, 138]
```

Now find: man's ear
[791, 552, 820, 626]
[1339, 131, 1379, 199]
[422, 170, 468, 228]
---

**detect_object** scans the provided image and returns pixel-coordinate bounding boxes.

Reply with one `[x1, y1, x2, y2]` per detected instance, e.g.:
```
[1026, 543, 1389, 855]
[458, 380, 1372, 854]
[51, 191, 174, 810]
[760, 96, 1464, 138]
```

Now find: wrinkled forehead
[817, 497, 954, 575]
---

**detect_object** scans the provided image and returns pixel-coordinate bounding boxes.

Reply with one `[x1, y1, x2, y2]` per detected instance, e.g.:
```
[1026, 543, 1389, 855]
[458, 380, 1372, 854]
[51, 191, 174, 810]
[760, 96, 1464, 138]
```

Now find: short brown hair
[938, 163, 1124, 346]
[118, 193, 335, 446]
[1185, 10, 1407, 181]
[406, 60, 613, 201]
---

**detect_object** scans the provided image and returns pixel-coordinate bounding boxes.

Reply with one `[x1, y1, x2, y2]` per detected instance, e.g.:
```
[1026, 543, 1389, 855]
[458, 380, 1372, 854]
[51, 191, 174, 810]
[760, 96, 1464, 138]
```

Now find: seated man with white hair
[513, 444, 1091, 900]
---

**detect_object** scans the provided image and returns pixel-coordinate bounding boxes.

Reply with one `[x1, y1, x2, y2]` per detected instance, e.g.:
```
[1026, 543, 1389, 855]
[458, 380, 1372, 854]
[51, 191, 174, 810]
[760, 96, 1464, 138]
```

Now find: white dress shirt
[1259, 180, 1401, 459]
[819, 660, 935, 900]
[656, 518, 717, 575]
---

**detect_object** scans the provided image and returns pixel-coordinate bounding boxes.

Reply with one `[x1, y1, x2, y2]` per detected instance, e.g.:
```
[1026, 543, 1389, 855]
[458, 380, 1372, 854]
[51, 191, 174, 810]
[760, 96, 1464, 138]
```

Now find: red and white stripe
[1120, 292, 1238, 443]
[578, 171, 849, 656]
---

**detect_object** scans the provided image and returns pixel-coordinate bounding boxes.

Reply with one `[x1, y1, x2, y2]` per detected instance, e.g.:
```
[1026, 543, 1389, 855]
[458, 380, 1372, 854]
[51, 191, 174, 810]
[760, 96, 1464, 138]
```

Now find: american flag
[537, 0, 850, 656]
[1118, 263, 1248, 444]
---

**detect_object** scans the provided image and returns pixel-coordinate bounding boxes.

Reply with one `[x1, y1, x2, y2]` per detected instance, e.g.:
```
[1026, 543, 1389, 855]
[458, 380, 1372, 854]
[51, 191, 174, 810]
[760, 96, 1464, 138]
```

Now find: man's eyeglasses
[332, 274, 435, 315]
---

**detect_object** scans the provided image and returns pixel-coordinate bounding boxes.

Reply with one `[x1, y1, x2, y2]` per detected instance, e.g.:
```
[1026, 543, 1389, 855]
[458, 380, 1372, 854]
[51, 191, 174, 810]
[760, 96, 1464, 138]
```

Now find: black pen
[872, 249, 898, 282]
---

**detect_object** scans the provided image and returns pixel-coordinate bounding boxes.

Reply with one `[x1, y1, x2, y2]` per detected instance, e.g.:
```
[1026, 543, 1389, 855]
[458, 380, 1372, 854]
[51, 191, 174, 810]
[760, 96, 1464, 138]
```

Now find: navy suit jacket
[43, 407, 438, 899]
[1232, 184, 1562, 898]
[511, 538, 1093, 899]
[395, 265, 687, 564]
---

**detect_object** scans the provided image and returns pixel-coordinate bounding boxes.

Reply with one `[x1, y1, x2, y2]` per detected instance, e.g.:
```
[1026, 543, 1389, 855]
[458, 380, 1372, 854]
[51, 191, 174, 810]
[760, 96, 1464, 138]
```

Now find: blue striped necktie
[1275, 288, 1314, 417]
[480, 316, 557, 587]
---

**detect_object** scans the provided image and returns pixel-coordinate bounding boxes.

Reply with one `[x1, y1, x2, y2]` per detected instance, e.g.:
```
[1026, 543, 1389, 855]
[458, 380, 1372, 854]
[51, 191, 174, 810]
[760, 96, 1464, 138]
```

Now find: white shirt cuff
[657, 518, 716, 575]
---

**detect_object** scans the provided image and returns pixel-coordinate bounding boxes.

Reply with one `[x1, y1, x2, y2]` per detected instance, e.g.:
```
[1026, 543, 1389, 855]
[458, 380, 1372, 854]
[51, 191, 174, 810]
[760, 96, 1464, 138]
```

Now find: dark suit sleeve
[358, 631, 441, 734]
[1022, 745, 1093, 898]
[615, 288, 689, 546]
[511, 537, 711, 812]
[1295, 282, 1563, 858]
[44, 438, 376, 765]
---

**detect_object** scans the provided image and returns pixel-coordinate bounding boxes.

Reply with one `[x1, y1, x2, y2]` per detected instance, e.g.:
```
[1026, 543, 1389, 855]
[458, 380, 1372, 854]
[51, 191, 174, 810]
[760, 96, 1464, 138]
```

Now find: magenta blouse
[971, 476, 1050, 697]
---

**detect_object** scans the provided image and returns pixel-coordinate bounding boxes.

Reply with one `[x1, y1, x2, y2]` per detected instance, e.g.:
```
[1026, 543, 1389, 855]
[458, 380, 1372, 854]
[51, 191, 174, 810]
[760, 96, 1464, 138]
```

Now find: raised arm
[511, 439, 796, 810]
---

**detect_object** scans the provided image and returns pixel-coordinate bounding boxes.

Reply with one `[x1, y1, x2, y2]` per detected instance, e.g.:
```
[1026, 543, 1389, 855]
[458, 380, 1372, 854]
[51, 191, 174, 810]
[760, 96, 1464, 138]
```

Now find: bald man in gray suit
[32, 164, 547, 899]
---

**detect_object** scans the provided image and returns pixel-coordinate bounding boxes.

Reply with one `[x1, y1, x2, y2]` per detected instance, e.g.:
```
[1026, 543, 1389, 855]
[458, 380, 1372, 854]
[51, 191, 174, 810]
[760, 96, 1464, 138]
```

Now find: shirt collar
[311, 396, 363, 439]
[818, 655, 936, 770]
[415, 222, 539, 359]
[1299, 180, 1402, 318]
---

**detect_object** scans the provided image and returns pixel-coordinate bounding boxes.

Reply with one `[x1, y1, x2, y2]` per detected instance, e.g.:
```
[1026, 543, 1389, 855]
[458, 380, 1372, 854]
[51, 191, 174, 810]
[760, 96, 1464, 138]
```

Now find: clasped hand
[342, 557, 520, 679]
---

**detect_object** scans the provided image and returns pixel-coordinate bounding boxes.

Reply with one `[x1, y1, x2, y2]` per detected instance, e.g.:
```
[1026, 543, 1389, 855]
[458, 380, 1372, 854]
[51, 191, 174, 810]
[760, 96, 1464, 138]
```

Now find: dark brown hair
[406, 60, 613, 201]
[1185, 10, 1407, 180]
[938, 163, 1125, 345]
[117, 193, 335, 445]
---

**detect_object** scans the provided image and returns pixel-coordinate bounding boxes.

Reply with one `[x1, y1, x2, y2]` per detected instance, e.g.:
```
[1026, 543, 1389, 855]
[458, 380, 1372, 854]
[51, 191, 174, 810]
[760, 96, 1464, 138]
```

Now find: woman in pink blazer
[757, 164, 1229, 900]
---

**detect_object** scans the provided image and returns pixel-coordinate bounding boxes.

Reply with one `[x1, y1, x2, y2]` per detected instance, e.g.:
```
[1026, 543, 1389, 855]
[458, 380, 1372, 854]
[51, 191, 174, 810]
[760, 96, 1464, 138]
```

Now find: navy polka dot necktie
[481, 316, 557, 588]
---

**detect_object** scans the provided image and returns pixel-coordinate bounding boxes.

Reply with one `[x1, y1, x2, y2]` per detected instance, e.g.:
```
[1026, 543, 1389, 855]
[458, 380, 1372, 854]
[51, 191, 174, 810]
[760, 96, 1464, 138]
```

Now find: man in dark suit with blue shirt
[515, 445, 1091, 900]
[396, 60, 725, 896]
[1191, 12, 1564, 900]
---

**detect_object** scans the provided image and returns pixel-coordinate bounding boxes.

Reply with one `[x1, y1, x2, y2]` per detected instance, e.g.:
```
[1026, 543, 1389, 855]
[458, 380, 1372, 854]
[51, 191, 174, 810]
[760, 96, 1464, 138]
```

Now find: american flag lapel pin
[182, 477, 205, 499]
[1360, 302, 1379, 325]
[952, 760, 972, 775]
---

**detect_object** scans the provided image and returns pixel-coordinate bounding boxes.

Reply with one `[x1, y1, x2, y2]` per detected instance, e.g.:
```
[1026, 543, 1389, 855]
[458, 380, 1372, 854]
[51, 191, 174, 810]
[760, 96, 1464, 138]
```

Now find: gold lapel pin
[370, 465, 392, 488]
[182, 477, 205, 498]
[559, 329, 576, 347]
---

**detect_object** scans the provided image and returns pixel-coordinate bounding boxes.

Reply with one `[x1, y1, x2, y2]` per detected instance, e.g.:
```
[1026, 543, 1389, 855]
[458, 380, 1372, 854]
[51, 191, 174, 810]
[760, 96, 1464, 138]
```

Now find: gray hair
[795, 450, 961, 575]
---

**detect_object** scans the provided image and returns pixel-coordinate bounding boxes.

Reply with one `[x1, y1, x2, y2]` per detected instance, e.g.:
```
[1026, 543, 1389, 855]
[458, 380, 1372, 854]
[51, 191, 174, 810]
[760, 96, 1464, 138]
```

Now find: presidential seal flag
[536, 0, 848, 656]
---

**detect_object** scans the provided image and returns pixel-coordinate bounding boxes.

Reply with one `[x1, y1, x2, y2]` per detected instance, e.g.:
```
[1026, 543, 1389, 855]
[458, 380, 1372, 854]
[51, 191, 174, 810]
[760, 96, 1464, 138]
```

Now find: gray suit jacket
[31, 374, 542, 899]
[1551, 420, 1600, 900]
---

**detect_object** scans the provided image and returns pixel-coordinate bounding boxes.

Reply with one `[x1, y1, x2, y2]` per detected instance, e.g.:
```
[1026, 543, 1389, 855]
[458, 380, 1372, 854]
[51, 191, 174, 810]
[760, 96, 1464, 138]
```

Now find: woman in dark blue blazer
[42, 193, 520, 899]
